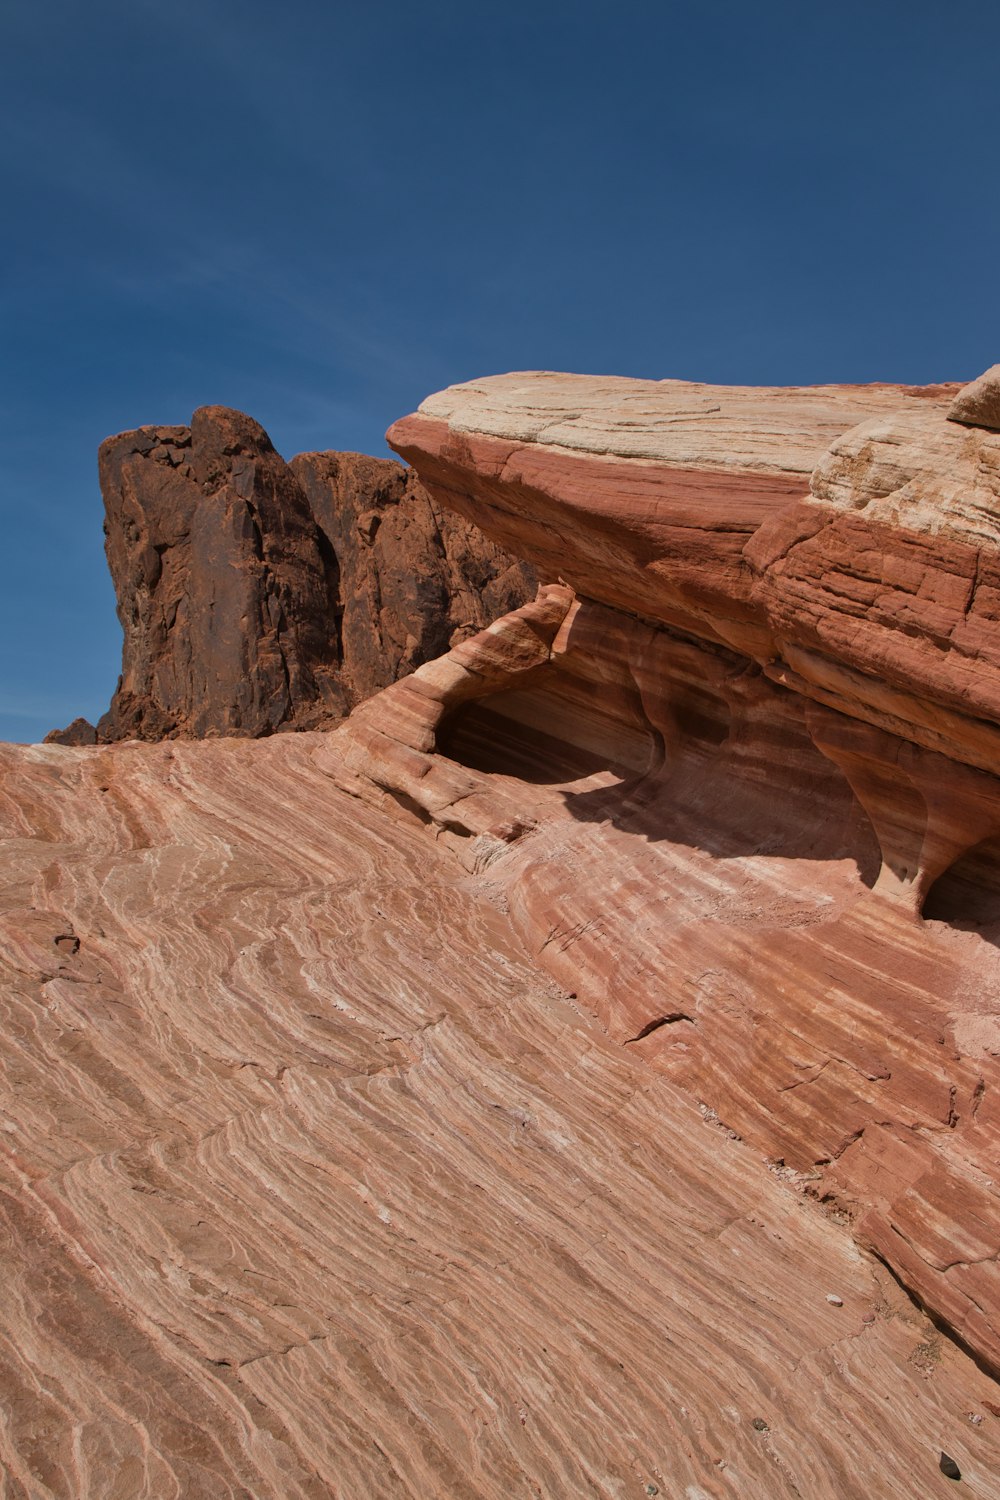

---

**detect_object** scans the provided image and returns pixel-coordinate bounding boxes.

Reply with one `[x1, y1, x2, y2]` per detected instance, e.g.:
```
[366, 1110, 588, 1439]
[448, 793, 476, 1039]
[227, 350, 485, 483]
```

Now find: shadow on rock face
[923, 835, 1000, 948]
[439, 652, 883, 887]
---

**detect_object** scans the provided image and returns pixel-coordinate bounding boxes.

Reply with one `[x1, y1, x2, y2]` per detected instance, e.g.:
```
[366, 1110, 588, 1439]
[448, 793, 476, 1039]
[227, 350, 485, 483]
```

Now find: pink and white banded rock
[2, 731, 999, 1497]
[340, 366, 1000, 1381]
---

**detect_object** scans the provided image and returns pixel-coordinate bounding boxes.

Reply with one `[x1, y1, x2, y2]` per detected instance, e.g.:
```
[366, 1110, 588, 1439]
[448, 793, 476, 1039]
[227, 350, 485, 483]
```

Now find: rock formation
[290, 449, 535, 705]
[324, 368, 1000, 1379]
[8, 369, 1000, 1494]
[949, 363, 1000, 430]
[91, 406, 533, 742]
[44, 716, 97, 746]
[98, 407, 346, 740]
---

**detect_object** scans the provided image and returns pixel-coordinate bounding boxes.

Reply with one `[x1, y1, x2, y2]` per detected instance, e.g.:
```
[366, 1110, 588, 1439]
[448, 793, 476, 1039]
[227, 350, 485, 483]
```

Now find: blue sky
[2, 0, 998, 742]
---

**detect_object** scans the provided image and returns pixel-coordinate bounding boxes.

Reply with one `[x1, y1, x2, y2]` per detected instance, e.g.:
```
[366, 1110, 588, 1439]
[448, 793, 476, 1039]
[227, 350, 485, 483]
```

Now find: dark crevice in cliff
[312, 523, 344, 665]
[869, 1242, 1000, 1388]
[922, 835, 1000, 946]
[624, 1013, 694, 1043]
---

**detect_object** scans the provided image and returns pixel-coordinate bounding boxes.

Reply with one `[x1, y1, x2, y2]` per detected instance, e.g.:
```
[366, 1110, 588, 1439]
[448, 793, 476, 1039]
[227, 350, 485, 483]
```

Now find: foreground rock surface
[92, 407, 533, 742]
[2, 732, 1000, 1497]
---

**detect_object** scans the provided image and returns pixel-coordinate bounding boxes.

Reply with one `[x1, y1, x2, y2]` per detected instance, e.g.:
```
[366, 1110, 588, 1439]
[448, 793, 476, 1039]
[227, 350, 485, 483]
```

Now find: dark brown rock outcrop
[94, 407, 534, 742]
[44, 717, 98, 746]
[290, 450, 535, 706]
[98, 407, 346, 740]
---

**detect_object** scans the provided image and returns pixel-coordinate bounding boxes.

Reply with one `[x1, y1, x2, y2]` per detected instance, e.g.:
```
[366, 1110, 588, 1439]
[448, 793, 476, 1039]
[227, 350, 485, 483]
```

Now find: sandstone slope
[13, 367, 1000, 1495]
[2, 731, 998, 1497]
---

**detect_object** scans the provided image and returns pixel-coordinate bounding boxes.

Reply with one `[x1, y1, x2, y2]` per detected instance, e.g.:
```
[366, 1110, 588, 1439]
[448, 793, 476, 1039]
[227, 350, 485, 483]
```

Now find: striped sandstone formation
[2, 732, 999, 1496]
[328, 368, 1000, 1378]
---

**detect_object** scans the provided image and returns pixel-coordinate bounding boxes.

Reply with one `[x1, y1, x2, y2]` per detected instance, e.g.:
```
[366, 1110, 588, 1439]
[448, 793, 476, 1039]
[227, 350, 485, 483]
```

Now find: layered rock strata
[2, 731, 999, 1496]
[86, 407, 533, 743]
[322, 369, 1000, 1376]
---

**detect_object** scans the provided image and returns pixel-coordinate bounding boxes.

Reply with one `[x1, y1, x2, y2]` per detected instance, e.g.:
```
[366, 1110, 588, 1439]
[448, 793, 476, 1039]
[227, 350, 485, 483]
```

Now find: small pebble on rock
[825, 1293, 844, 1306]
[751, 1418, 769, 1433]
[940, 1452, 961, 1480]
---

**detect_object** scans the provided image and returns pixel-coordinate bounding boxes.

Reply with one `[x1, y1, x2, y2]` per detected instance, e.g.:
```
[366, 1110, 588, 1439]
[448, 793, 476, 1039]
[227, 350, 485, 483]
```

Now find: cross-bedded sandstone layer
[2, 732, 1000, 1497]
[320, 368, 1000, 1380]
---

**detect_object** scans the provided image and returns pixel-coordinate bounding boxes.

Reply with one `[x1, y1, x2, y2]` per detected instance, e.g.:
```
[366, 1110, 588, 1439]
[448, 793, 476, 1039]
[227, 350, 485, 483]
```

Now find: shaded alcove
[435, 652, 883, 887]
[436, 666, 656, 787]
[922, 835, 1000, 936]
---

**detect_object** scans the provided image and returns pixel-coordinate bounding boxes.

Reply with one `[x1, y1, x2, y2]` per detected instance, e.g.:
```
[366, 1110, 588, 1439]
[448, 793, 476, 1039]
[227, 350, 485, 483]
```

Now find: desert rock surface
[2, 732, 999, 1497]
[370, 369, 1000, 1377]
[289, 448, 534, 707]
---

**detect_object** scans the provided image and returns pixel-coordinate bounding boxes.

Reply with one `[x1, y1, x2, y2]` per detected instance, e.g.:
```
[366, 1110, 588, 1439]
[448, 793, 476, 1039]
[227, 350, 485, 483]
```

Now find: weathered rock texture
[949, 364, 1000, 430]
[44, 717, 97, 747]
[2, 731, 999, 1497]
[95, 407, 533, 742]
[290, 450, 535, 705]
[318, 367, 1000, 1380]
[10, 368, 1000, 1492]
[98, 407, 345, 740]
